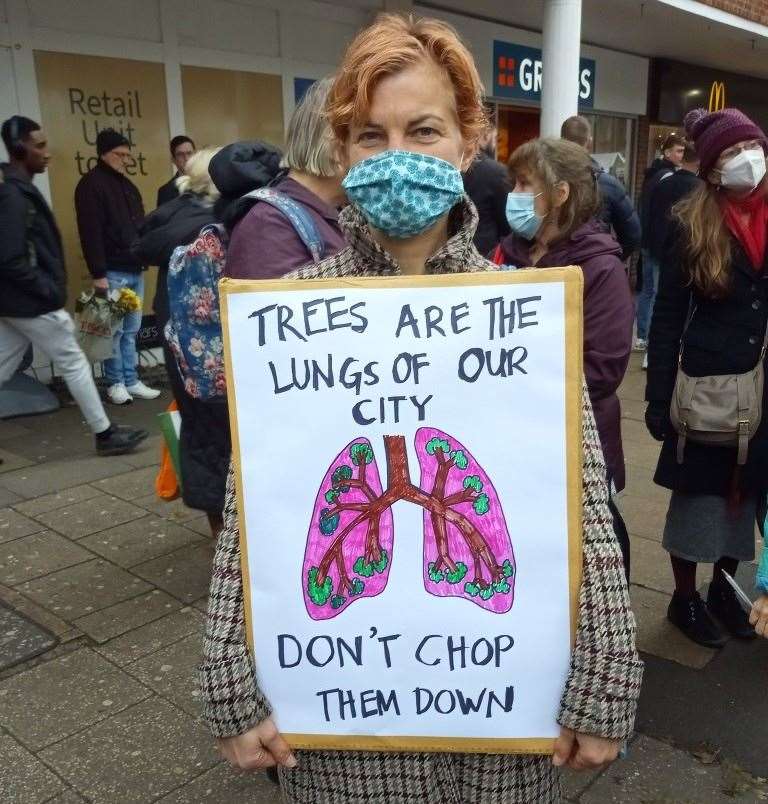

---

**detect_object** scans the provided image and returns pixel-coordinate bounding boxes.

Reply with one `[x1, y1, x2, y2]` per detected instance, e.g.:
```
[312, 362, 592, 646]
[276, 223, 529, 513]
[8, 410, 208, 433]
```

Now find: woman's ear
[554, 181, 570, 209]
[460, 141, 478, 172]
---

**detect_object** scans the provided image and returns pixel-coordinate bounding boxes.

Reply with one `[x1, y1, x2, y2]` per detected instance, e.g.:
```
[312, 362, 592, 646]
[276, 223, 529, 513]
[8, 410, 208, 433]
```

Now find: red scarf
[720, 188, 768, 271]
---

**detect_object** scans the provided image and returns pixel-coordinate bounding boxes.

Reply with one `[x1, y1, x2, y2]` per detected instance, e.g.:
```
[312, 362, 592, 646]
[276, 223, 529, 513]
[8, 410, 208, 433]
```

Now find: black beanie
[96, 128, 129, 156]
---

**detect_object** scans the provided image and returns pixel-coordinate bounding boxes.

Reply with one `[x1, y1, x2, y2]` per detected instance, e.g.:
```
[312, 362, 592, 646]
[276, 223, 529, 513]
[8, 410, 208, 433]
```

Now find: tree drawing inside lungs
[302, 428, 516, 620]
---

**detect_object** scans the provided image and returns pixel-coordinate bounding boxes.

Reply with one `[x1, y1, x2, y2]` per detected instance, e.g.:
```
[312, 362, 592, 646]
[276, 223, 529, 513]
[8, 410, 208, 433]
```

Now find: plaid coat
[199, 201, 644, 803]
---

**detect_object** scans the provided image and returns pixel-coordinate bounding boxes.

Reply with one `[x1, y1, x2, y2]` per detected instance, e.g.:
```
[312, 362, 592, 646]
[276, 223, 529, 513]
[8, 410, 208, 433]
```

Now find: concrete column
[159, 0, 186, 140]
[540, 0, 582, 138]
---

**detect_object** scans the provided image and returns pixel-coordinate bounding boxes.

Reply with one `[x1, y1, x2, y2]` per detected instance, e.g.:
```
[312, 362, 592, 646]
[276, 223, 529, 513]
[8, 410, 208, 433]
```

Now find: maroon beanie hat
[684, 107, 768, 178]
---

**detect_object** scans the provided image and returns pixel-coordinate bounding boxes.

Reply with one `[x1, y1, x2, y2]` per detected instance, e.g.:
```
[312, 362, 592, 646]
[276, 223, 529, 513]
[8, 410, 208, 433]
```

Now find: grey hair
[176, 147, 221, 201]
[280, 78, 338, 178]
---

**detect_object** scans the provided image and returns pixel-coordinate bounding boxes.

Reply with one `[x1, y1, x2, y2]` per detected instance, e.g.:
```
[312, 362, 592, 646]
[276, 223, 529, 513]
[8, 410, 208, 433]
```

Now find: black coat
[156, 173, 180, 208]
[640, 158, 677, 250]
[133, 193, 216, 327]
[462, 152, 511, 257]
[0, 164, 67, 317]
[594, 163, 641, 260]
[645, 170, 702, 263]
[646, 227, 768, 495]
[74, 160, 145, 279]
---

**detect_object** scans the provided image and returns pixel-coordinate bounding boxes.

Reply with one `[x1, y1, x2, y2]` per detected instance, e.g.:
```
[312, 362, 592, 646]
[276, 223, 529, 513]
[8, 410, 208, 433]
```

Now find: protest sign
[221, 269, 583, 753]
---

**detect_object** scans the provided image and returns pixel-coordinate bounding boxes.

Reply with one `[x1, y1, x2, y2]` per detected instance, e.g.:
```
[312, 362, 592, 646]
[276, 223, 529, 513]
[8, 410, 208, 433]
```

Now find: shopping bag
[74, 292, 115, 362]
[156, 401, 182, 500]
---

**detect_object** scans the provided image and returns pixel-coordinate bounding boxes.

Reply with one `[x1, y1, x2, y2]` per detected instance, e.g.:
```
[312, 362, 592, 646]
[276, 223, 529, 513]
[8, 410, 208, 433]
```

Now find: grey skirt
[662, 492, 758, 563]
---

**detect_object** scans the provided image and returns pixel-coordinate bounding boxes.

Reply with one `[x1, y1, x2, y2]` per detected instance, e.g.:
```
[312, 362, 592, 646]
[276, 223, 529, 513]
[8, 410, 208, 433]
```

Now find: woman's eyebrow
[408, 114, 445, 127]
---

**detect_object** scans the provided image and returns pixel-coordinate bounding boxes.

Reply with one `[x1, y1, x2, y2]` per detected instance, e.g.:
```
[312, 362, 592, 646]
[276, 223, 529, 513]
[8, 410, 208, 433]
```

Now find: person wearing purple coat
[225, 78, 346, 280]
[498, 137, 634, 574]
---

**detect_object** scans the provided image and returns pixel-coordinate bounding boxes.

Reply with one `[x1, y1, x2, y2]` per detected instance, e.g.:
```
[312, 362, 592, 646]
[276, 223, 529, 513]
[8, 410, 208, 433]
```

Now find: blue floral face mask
[505, 192, 544, 240]
[342, 150, 465, 239]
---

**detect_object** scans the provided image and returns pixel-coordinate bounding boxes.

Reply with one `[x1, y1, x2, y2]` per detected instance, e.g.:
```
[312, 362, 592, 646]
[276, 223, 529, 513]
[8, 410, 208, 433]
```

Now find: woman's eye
[358, 131, 381, 144]
[414, 127, 438, 138]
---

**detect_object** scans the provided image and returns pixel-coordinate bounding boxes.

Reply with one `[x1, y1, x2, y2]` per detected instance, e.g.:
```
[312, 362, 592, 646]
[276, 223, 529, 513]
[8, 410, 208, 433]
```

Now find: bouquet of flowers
[74, 286, 142, 362]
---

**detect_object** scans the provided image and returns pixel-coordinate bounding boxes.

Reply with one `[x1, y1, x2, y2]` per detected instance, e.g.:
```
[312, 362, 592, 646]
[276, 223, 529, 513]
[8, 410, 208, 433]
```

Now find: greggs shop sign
[493, 40, 595, 108]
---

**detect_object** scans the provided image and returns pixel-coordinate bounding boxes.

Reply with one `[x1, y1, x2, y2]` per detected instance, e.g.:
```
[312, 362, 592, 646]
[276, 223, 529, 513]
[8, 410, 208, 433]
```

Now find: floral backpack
[164, 188, 323, 400]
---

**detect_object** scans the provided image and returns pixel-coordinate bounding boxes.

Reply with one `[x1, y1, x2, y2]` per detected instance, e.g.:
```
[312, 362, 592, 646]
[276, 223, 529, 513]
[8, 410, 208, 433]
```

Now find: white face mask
[716, 148, 767, 190]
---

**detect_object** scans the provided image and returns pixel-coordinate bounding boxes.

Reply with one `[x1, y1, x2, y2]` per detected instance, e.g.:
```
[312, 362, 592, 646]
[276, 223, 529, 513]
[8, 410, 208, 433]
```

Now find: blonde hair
[280, 78, 337, 178]
[673, 184, 732, 298]
[326, 14, 487, 149]
[176, 147, 221, 201]
[508, 138, 600, 238]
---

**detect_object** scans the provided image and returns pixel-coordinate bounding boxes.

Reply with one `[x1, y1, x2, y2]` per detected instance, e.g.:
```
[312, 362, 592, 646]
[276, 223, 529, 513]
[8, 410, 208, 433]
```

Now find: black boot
[667, 592, 728, 648]
[95, 424, 148, 456]
[707, 579, 757, 640]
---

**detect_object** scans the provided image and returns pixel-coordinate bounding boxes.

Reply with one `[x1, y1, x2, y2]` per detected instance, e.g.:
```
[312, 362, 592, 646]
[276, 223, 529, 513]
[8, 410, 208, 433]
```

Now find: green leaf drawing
[428, 562, 444, 583]
[445, 562, 468, 584]
[479, 585, 494, 601]
[463, 475, 483, 493]
[464, 582, 480, 597]
[308, 567, 332, 605]
[318, 507, 340, 535]
[372, 549, 389, 574]
[502, 559, 514, 578]
[353, 556, 374, 577]
[350, 443, 374, 465]
[324, 489, 340, 504]
[332, 465, 352, 492]
[473, 493, 490, 516]
[492, 579, 511, 594]
[350, 578, 365, 596]
[331, 595, 346, 609]
[426, 437, 452, 456]
[452, 450, 468, 469]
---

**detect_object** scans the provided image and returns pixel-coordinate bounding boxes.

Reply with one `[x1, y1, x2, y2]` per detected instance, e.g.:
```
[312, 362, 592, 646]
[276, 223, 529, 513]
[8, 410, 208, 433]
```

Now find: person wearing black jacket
[156, 135, 195, 208]
[561, 116, 641, 261]
[462, 126, 511, 256]
[645, 107, 768, 648]
[75, 128, 159, 405]
[0, 116, 146, 456]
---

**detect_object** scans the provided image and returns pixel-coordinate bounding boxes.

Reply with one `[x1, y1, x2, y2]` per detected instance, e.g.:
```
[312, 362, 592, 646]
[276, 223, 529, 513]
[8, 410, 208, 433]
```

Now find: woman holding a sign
[646, 107, 768, 647]
[200, 14, 643, 803]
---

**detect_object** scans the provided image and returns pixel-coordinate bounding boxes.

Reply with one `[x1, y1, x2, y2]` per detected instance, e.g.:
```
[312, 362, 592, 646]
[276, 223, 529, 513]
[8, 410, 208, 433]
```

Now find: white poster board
[222, 269, 583, 754]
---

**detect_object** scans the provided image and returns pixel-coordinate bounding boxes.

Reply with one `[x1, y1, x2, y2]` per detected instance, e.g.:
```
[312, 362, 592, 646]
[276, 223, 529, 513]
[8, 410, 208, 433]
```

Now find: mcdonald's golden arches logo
[709, 81, 726, 112]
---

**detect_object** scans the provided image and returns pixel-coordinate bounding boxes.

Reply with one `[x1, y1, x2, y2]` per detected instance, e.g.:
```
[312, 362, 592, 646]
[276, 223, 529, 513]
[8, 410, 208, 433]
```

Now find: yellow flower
[116, 287, 141, 312]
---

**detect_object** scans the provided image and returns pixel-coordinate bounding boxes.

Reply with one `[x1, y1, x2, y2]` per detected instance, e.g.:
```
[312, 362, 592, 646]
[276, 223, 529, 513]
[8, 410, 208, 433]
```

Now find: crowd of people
[1, 10, 767, 802]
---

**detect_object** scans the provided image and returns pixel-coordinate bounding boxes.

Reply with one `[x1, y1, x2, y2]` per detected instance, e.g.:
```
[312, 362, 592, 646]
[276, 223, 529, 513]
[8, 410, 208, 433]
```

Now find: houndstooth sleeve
[557, 390, 644, 739]
[198, 466, 273, 737]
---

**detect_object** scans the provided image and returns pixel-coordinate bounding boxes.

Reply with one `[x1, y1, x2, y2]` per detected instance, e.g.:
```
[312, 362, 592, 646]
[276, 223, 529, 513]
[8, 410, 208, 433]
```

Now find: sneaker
[126, 381, 161, 400]
[667, 592, 728, 648]
[707, 579, 757, 639]
[95, 424, 148, 456]
[107, 384, 133, 405]
[633, 338, 647, 352]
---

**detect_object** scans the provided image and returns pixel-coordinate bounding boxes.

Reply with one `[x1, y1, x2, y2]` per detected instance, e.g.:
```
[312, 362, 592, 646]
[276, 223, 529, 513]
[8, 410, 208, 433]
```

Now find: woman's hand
[218, 718, 297, 772]
[552, 727, 621, 771]
[749, 593, 768, 638]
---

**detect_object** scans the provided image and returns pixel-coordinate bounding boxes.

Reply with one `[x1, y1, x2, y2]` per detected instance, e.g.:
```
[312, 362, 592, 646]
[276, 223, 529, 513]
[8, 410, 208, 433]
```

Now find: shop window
[583, 114, 634, 189]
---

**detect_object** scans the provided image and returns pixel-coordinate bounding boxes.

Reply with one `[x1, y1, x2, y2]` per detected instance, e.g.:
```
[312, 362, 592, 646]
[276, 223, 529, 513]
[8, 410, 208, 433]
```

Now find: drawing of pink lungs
[301, 438, 393, 620]
[416, 427, 515, 613]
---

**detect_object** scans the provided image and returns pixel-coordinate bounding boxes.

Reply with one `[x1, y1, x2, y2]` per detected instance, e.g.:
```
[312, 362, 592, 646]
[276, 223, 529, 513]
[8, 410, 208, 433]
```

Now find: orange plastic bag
[155, 401, 181, 500]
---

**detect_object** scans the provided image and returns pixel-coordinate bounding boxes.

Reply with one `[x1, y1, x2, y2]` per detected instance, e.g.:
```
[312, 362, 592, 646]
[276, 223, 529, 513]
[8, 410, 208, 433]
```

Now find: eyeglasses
[719, 140, 763, 163]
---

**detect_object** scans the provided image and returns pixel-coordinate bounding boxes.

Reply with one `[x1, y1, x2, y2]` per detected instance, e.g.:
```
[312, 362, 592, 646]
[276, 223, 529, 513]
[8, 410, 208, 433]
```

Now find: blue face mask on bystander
[342, 150, 465, 239]
[505, 192, 545, 240]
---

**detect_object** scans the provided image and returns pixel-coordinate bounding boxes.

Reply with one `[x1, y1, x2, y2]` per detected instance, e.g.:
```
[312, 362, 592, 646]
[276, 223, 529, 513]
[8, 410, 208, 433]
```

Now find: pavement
[0, 356, 766, 803]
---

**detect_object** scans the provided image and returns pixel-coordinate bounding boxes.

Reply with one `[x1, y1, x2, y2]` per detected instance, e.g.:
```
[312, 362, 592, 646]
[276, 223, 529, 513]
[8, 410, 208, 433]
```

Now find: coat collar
[338, 197, 480, 275]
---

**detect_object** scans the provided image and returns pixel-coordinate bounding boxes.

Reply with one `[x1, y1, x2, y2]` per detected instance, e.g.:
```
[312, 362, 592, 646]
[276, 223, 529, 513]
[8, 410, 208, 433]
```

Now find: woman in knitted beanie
[645, 106, 768, 646]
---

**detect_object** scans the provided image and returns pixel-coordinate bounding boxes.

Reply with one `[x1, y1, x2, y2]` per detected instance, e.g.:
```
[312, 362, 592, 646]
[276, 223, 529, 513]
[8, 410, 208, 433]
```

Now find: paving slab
[134, 492, 200, 523]
[0, 733, 66, 803]
[621, 492, 668, 543]
[631, 585, 717, 669]
[581, 735, 759, 803]
[0, 456, 135, 498]
[74, 589, 179, 643]
[45, 792, 87, 804]
[183, 515, 215, 538]
[40, 697, 220, 803]
[18, 559, 151, 620]
[0, 507, 47, 544]
[96, 606, 204, 667]
[0, 599, 58, 670]
[126, 633, 203, 717]
[0, 647, 151, 750]
[79, 515, 203, 568]
[0, 485, 23, 506]
[14, 484, 106, 517]
[0, 418, 34, 440]
[0, 582, 80, 642]
[630, 535, 676, 595]
[0, 446, 35, 473]
[0, 531, 93, 586]
[157, 762, 281, 803]
[92, 466, 164, 502]
[119, 435, 163, 469]
[33, 496, 147, 540]
[132, 542, 216, 603]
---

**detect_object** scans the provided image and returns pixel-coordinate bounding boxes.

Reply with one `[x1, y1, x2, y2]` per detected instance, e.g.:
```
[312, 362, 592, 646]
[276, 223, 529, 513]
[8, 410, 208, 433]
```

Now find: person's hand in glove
[645, 402, 672, 442]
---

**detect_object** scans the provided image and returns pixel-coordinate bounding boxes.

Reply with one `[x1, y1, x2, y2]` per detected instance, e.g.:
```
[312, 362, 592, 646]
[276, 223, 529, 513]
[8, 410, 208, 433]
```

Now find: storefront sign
[222, 270, 583, 752]
[493, 41, 595, 108]
[708, 81, 726, 112]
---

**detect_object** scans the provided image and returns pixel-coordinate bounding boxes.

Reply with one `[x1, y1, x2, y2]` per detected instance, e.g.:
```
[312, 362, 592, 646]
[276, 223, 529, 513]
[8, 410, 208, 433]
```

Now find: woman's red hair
[327, 14, 487, 147]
